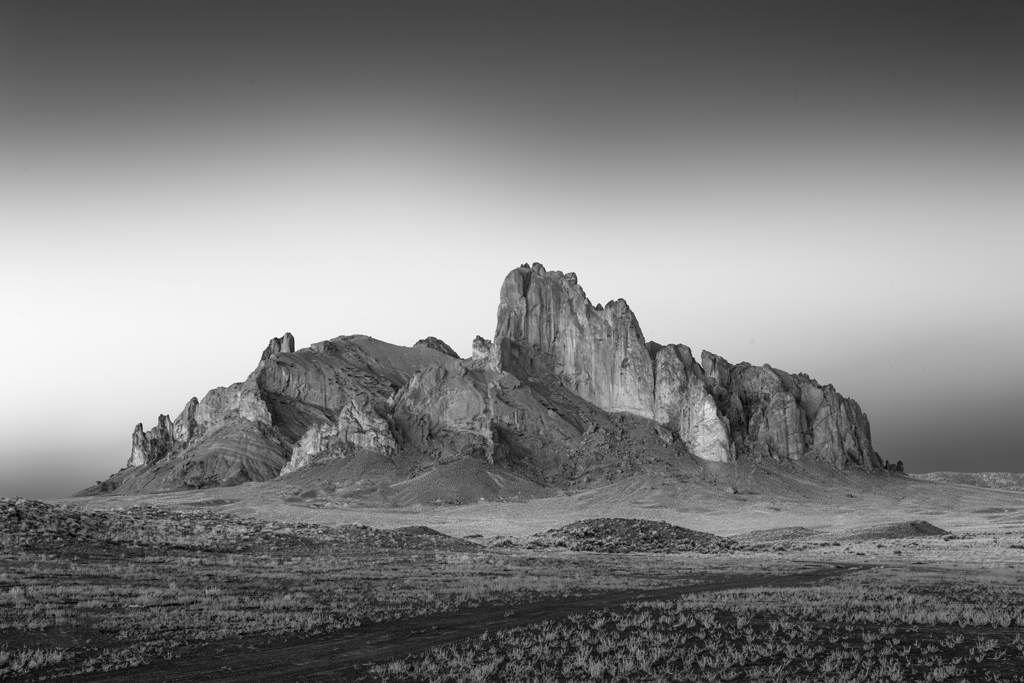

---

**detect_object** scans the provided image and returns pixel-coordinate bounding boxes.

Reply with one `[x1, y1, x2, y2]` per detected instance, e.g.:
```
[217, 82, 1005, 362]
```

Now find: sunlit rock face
[650, 343, 734, 462]
[494, 263, 655, 419]
[700, 351, 880, 468]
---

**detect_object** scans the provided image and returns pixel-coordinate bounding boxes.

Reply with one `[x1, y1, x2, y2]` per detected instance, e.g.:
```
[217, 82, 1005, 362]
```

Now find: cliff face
[492, 263, 880, 469]
[649, 343, 734, 463]
[700, 352, 878, 467]
[494, 264, 655, 418]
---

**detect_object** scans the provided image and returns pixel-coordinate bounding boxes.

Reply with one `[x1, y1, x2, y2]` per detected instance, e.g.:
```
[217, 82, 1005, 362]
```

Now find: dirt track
[77, 562, 872, 682]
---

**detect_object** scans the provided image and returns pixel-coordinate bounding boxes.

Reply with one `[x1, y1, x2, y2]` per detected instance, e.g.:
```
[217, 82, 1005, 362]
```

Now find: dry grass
[0, 498, 755, 680]
[366, 567, 1024, 682]
[10, 474, 1024, 680]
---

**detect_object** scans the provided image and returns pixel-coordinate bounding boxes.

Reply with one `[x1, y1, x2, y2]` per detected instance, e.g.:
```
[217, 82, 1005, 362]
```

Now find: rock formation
[261, 333, 295, 360]
[105, 335, 463, 493]
[491, 263, 880, 469]
[414, 337, 460, 359]
[389, 363, 581, 466]
[494, 263, 655, 418]
[94, 261, 883, 497]
[471, 336, 493, 361]
[649, 343, 734, 462]
[282, 394, 399, 475]
[129, 415, 176, 467]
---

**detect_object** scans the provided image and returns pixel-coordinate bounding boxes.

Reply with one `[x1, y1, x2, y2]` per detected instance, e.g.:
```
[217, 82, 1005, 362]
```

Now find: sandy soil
[59, 464, 1024, 539]
[23, 469, 1023, 681]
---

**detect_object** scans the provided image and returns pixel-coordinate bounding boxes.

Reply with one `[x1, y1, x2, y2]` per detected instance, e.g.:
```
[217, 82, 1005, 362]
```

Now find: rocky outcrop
[115, 334, 464, 492]
[414, 337, 460, 359]
[698, 353, 878, 467]
[471, 336, 493, 361]
[129, 415, 176, 467]
[195, 380, 272, 429]
[493, 263, 879, 469]
[282, 395, 399, 475]
[650, 343, 734, 462]
[172, 397, 199, 443]
[390, 363, 582, 468]
[261, 333, 295, 360]
[494, 263, 655, 418]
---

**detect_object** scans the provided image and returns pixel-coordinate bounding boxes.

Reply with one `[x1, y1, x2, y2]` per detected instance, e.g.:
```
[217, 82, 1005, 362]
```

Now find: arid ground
[4, 468, 1024, 681]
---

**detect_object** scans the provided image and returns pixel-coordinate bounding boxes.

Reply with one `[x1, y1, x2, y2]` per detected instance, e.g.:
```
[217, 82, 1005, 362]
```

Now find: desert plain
[3, 463, 1024, 682]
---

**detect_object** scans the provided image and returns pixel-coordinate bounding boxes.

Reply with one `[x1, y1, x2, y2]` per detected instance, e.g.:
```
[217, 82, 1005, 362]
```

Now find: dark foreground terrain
[3, 497, 1024, 681]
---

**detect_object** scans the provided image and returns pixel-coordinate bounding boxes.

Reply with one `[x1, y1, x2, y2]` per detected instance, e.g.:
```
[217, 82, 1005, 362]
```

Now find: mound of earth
[531, 518, 737, 554]
[835, 520, 950, 542]
[387, 458, 552, 505]
[0, 498, 479, 554]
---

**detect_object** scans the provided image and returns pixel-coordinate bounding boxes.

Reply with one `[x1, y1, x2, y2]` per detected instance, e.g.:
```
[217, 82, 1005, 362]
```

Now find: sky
[1, 1, 1022, 499]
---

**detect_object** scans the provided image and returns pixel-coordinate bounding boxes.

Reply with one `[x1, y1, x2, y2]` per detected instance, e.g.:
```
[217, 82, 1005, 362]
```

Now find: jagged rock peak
[494, 263, 653, 418]
[493, 262, 880, 470]
[129, 415, 175, 467]
[471, 336, 493, 361]
[414, 337, 460, 359]
[261, 332, 295, 360]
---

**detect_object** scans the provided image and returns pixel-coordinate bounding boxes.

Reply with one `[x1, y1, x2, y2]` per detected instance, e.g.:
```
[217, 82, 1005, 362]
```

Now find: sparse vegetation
[4, 496, 1024, 680]
[0, 499, 717, 679]
[366, 569, 1024, 681]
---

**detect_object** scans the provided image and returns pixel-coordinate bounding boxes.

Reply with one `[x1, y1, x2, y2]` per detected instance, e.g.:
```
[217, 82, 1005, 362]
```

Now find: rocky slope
[86, 262, 884, 498]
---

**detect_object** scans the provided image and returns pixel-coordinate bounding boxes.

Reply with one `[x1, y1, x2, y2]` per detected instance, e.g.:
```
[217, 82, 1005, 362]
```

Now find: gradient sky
[2, 1, 1022, 499]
